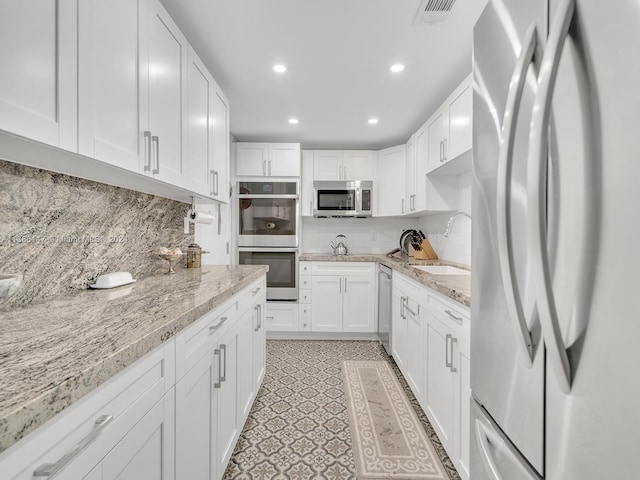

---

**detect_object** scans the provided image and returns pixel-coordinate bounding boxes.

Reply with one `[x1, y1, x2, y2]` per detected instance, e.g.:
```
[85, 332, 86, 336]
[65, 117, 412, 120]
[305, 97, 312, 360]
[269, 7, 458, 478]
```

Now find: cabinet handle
[254, 304, 261, 331]
[440, 140, 444, 163]
[344, 277, 347, 293]
[213, 170, 219, 196]
[400, 296, 406, 319]
[450, 336, 458, 373]
[444, 309, 464, 325]
[251, 287, 261, 295]
[445, 333, 452, 368]
[220, 344, 227, 382]
[443, 138, 447, 162]
[34, 415, 113, 478]
[209, 169, 215, 196]
[143, 131, 152, 171]
[310, 200, 313, 215]
[209, 316, 228, 334]
[217, 204, 222, 235]
[401, 198, 405, 214]
[258, 304, 262, 330]
[339, 277, 342, 293]
[151, 135, 160, 174]
[268, 160, 272, 176]
[214, 348, 222, 388]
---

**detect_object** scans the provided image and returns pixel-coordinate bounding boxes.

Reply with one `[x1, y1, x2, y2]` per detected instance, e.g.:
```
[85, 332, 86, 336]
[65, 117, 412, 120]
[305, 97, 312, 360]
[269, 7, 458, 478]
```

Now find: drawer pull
[251, 287, 261, 295]
[445, 309, 464, 324]
[209, 316, 228, 334]
[34, 415, 113, 478]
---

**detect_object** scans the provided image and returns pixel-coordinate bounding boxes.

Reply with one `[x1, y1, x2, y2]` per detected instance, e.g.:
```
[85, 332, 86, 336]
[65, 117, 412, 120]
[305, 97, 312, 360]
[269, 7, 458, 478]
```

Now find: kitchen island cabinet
[0, 266, 267, 480]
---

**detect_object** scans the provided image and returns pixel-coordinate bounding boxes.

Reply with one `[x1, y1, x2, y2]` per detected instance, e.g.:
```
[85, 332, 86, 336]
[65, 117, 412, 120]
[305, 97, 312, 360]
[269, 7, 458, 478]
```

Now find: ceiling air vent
[413, 0, 457, 24]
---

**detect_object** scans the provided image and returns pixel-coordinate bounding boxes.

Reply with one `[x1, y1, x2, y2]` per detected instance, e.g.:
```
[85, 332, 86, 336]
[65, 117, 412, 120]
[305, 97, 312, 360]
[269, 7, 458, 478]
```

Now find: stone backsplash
[0, 159, 193, 308]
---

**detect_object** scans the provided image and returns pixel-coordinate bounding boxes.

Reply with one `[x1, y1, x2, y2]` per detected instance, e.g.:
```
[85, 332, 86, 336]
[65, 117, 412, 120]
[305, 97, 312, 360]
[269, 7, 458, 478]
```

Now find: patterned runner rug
[342, 360, 448, 479]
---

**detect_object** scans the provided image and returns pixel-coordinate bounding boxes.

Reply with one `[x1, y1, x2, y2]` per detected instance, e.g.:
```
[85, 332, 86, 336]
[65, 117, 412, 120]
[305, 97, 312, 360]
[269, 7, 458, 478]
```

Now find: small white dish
[90, 272, 136, 289]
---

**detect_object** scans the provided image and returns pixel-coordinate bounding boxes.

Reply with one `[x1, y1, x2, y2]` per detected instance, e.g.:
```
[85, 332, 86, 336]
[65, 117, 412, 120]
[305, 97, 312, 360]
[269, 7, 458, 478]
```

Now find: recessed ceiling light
[273, 64, 287, 73]
[288, 118, 299, 124]
[390, 64, 405, 73]
[368, 118, 379, 125]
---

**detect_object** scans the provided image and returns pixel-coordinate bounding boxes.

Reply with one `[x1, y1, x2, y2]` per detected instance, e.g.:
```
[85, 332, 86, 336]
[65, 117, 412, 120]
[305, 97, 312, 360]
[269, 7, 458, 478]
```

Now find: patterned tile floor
[223, 340, 461, 480]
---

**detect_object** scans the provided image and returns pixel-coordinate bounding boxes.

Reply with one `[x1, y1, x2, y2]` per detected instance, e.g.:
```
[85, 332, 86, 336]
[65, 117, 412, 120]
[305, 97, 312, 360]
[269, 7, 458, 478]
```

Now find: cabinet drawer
[428, 294, 470, 338]
[298, 305, 312, 331]
[299, 275, 312, 289]
[265, 303, 298, 331]
[1, 343, 172, 480]
[299, 262, 312, 275]
[311, 262, 375, 276]
[299, 289, 312, 304]
[238, 278, 266, 315]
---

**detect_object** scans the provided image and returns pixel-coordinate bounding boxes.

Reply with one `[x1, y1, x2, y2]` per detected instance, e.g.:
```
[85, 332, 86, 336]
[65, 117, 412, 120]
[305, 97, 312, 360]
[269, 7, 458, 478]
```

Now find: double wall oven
[236, 181, 299, 301]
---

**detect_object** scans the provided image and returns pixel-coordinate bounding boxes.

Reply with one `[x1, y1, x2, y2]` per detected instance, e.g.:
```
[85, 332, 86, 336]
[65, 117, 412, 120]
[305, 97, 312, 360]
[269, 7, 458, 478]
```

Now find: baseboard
[266, 331, 381, 341]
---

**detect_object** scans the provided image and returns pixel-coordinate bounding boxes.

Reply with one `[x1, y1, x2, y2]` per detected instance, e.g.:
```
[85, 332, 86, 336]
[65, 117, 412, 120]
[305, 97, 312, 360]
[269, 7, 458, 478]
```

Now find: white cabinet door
[78, 0, 144, 172]
[236, 143, 268, 176]
[252, 301, 267, 391]
[406, 305, 424, 401]
[0, 0, 76, 151]
[175, 351, 217, 480]
[211, 87, 230, 202]
[301, 150, 314, 217]
[404, 134, 416, 214]
[446, 79, 473, 161]
[264, 302, 299, 331]
[268, 143, 300, 177]
[214, 326, 239, 473]
[313, 150, 343, 180]
[311, 276, 342, 331]
[413, 125, 428, 212]
[342, 151, 374, 180]
[342, 275, 375, 332]
[391, 289, 407, 371]
[425, 316, 455, 453]
[376, 145, 405, 216]
[103, 393, 175, 480]
[427, 108, 447, 173]
[237, 308, 255, 421]
[147, 0, 187, 185]
[454, 336, 471, 480]
[185, 46, 213, 196]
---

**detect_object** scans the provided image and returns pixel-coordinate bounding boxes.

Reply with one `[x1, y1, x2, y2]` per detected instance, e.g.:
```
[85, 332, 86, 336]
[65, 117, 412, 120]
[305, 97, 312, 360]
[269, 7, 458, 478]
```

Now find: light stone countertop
[299, 253, 471, 307]
[0, 265, 268, 453]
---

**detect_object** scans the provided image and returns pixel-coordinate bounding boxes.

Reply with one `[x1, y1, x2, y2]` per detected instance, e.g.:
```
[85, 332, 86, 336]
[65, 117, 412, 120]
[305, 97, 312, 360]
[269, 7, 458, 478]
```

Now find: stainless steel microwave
[313, 180, 373, 217]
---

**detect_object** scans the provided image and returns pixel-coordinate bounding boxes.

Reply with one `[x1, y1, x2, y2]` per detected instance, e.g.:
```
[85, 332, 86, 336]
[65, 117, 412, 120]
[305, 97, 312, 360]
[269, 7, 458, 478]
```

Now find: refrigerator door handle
[496, 23, 538, 367]
[475, 419, 506, 480]
[527, 0, 576, 395]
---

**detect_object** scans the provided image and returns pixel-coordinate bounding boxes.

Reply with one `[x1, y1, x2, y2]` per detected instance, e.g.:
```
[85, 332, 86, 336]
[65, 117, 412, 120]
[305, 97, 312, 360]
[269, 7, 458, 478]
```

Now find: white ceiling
[160, 0, 488, 150]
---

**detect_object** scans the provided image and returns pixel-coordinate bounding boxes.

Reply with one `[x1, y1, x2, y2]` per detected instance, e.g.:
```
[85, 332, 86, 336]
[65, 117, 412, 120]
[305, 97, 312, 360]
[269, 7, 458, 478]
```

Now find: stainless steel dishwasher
[377, 263, 392, 355]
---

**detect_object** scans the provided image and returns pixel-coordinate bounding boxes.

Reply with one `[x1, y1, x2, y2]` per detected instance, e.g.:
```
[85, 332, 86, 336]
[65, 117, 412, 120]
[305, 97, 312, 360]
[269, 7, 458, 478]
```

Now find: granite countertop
[0, 265, 268, 453]
[299, 253, 471, 308]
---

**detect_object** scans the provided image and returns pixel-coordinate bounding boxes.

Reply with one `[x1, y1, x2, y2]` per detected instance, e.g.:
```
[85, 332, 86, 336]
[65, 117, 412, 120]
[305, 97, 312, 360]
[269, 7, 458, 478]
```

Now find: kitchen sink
[412, 265, 470, 275]
[0, 273, 23, 299]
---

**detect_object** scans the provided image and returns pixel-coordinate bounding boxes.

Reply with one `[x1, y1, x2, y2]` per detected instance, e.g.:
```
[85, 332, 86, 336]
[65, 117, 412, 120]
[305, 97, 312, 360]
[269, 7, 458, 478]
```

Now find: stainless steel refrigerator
[471, 0, 640, 479]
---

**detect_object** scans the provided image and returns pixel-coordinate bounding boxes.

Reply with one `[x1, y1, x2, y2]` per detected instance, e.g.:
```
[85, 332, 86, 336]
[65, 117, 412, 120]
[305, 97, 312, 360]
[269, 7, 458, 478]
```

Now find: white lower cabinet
[391, 271, 471, 480]
[0, 276, 267, 480]
[264, 302, 299, 331]
[310, 263, 376, 333]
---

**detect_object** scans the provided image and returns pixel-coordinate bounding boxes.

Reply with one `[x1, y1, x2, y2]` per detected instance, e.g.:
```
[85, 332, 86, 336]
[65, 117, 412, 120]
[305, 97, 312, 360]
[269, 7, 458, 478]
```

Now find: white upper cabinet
[184, 46, 229, 202]
[312, 150, 342, 180]
[313, 150, 374, 181]
[376, 145, 405, 216]
[301, 150, 314, 217]
[405, 125, 429, 214]
[427, 74, 473, 175]
[0, 0, 77, 151]
[146, 0, 188, 185]
[236, 143, 300, 177]
[78, 0, 145, 173]
[342, 151, 374, 180]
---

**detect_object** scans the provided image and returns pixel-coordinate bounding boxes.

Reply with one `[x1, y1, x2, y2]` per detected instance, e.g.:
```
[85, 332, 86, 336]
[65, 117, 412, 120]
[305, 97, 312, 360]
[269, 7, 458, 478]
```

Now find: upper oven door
[238, 181, 299, 247]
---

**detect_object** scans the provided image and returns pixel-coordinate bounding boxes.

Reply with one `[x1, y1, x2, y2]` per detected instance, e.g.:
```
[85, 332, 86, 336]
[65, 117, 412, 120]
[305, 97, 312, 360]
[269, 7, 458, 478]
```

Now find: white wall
[417, 170, 472, 266]
[301, 216, 415, 255]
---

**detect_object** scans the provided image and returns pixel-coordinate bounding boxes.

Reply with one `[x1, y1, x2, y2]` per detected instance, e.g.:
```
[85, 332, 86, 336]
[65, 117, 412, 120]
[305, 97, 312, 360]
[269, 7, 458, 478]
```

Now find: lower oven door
[238, 248, 298, 301]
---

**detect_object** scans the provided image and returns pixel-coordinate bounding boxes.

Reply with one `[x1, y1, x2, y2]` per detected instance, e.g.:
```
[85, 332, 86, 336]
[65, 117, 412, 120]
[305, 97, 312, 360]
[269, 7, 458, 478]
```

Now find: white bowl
[91, 272, 136, 289]
[0, 274, 23, 299]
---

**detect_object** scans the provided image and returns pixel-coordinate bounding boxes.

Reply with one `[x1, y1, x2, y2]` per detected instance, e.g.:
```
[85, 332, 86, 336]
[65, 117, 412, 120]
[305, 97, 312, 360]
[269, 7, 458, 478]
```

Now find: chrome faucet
[444, 211, 471, 237]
